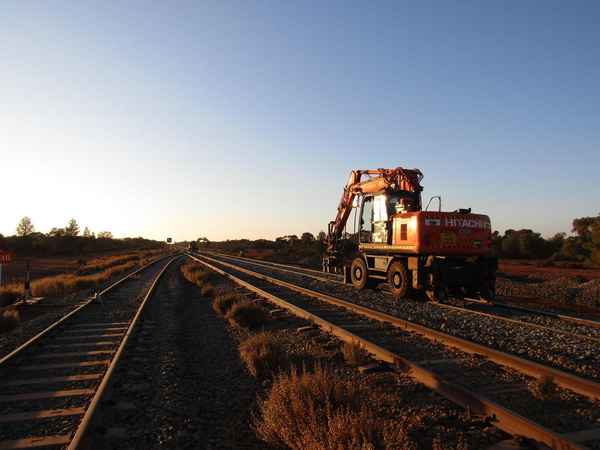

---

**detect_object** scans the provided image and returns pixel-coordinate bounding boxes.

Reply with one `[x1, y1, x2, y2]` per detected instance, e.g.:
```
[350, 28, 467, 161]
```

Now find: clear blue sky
[1, 1, 599, 241]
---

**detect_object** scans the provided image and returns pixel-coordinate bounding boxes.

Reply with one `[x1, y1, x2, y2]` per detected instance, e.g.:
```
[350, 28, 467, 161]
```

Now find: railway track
[207, 251, 600, 333]
[204, 252, 600, 372]
[188, 252, 600, 450]
[0, 255, 178, 450]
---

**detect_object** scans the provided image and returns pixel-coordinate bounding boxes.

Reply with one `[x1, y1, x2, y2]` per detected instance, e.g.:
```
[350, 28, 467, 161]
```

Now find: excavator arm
[324, 167, 424, 272]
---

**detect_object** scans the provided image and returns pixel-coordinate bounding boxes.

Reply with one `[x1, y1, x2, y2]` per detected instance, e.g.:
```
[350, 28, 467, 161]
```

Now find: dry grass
[226, 300, 269, 329]
[530, 375, 557, 400]
[0, 284, 24, 307]
[213, 291, 244, 315]
[79, 253, 141, 274]
[254, 364, 407, 450]
[200, 282, 215, 297]
[31, 261, 137, 298]
[0, 306, 21, 334]
[239, 332, 287, 378]
[341, 341, 370, 367]
[180, 261, 214, 287]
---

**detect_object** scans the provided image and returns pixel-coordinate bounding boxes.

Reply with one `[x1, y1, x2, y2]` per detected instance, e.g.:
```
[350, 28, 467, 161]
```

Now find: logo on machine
[444, 218, 490, 229]
[424, 217, 490, 229]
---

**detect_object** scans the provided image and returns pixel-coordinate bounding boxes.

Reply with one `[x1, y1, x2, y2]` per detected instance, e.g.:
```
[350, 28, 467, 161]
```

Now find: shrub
[530, 375, 556, 400]
[180, 262, 204, 284]
[255, 364, 404, 450]
[239, 332, 287, 378]
[226, 300, 268, 329]
[0, 284, 24, 307]
[0, 306, 21, 334]
[341, 341, 370, 367]
[195, 270, 214, 286]
[200, 282, 215, 298]
[213, 291, 243, 315]
[180, 262, 214, 287]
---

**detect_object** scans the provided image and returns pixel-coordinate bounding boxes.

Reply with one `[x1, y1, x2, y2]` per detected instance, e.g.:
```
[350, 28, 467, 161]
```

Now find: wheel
[387, 261, 410, 299]
[350, 257, 369, 289]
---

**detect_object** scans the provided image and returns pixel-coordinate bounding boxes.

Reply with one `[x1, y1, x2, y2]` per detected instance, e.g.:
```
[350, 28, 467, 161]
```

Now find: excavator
[323, 167, 497, 301]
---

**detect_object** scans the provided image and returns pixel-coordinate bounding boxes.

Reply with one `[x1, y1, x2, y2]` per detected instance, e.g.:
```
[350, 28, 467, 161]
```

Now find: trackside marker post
[0, 251, 12, 287]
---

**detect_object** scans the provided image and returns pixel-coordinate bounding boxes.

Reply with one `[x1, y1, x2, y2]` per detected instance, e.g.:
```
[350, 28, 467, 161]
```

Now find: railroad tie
[0, 407, 85, 423]
[18, 360, 111, 371]
[0, 389, 95, 403]
[0, 434, 72, 450]
[0, 374, 102, 387]
[33, 350, 115, 359]
[562, 427, 600, 444]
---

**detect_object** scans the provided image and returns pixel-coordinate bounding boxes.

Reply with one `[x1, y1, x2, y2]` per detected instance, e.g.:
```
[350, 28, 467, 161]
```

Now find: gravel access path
[86, 258, 267, 450]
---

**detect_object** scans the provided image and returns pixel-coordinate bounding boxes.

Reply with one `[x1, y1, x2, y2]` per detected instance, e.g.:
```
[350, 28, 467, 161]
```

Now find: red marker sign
[0, 251, 11, 264]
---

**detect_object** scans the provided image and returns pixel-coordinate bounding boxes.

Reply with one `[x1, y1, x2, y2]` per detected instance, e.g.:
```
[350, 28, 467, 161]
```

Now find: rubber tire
[387, 261, 410, 299]
[350, 257, 369, 290]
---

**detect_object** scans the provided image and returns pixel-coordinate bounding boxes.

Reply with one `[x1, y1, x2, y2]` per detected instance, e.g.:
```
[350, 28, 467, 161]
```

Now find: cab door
[372, 194, 389, 244]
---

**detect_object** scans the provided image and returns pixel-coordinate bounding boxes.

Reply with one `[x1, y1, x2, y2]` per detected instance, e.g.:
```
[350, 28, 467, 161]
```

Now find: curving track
[0, 255, 179, 450]
[189, 252, 600, 450]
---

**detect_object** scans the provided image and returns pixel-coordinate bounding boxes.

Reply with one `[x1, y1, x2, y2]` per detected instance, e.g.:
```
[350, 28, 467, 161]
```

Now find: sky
[1, 1, 599, 241]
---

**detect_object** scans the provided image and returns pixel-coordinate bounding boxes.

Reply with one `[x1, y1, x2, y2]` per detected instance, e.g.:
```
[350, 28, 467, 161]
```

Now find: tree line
[492, 214, 600, 264]
[201, 213, 600, 267]
[0, 217, 164, 256]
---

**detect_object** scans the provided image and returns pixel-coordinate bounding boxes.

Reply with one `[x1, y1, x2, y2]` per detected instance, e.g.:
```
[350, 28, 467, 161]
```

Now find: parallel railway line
[207, 251, 600, 349]
[189, 252, 600, 450]
[0, 255, 178, 450]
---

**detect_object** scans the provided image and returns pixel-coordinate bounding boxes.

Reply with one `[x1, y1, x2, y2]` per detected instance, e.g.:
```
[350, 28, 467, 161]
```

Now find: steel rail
[187, 253, 587, 450]
[0, 254, 172, 368]
[204, 251, 342, 283]
[196, 253, 600, 401]
[206, 251, 600, 340]
[67, 255, 180, 449]
[466, 298, 600, 330]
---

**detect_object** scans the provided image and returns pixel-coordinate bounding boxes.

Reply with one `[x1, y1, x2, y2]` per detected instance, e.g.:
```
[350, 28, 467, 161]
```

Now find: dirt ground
[499, 260, 600, 282]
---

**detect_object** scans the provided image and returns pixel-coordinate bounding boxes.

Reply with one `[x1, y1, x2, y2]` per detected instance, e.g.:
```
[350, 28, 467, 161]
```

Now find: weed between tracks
[227, 300, 269, 330]
[341, 340, 371, 367]
[239, 332, 287, 378]
[0, 284, 24, 307]
[181, 259, 499, 450]
[0, 306, 20, 333]
[212, 291, 244, 315]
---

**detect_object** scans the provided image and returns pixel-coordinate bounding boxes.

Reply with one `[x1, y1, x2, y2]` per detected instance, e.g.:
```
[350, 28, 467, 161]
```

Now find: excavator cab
[358, 191, 419, 245]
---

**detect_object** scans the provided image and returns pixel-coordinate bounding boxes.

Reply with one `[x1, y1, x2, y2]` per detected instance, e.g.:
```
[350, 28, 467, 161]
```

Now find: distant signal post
[0, 250, 12, 287]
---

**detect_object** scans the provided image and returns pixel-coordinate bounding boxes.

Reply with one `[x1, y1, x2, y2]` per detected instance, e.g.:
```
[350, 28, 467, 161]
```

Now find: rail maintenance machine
[323, 167, 497, 302]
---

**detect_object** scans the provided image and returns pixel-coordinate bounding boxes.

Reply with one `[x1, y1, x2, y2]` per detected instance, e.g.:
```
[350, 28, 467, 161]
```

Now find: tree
[65, 218, 80, 237]
[301, 232, 315, 242]
[97, 231, 114, 239]
[317, 231, 327, 242]
[16, 217, 34, 236]
[83, 227, 92, 238]
[48, 227, 65, 237]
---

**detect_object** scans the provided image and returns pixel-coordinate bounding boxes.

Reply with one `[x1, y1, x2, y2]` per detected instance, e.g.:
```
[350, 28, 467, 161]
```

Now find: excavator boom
[324, 167, 423, 271]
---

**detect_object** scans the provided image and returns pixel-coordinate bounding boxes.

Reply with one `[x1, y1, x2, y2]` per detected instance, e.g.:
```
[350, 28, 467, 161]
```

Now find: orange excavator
[323, 167, 497, 301]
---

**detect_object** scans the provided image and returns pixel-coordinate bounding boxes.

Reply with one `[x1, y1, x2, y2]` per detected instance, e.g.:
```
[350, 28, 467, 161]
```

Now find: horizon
[2, 2, 599, 242]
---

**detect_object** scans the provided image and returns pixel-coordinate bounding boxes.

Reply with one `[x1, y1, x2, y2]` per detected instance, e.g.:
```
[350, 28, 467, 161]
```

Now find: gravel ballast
[209, 254, 600, 382]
